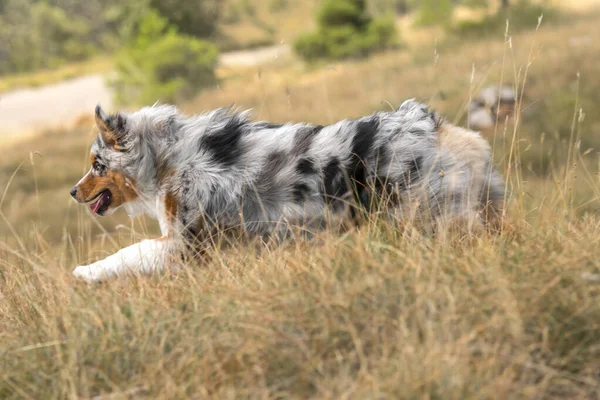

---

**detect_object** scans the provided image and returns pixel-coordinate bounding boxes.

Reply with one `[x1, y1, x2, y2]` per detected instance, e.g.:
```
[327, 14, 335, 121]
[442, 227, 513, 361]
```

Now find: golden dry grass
[1, 6, 600, 399]
[2, 212, 600, 398]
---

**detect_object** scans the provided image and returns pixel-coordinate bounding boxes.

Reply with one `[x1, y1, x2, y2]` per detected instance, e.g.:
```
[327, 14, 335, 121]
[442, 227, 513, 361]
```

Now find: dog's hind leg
[72, 237, 181, 283]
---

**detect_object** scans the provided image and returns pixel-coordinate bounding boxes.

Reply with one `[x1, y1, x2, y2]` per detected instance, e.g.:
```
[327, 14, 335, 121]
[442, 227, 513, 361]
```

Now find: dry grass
[2, 209, 600, 398]
[1, 6, 600, 399]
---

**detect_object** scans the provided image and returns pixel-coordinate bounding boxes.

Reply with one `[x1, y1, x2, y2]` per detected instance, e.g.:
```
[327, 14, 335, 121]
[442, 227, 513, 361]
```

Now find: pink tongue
[90, 192, 107, 213]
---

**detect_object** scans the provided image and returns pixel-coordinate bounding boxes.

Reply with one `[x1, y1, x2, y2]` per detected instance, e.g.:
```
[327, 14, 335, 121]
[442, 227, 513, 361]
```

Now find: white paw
[73, 265, 106, 283]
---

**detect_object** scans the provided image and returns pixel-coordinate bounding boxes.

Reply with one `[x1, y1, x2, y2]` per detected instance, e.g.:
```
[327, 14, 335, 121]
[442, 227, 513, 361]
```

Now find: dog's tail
[436, 121, 505, 229]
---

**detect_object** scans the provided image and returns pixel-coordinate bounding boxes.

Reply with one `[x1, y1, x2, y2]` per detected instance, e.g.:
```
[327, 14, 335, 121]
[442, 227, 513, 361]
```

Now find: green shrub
[415, 0, 453, 27]
[112, 9, 218, 105]
[324, 25, 369, 58]
[453, 1, 553, 37]
[0, 0, 158, 76]
[294, 33, 329, 62]
[0, 0, 96, 74]
[149, 0, 221, 39]
[294, 0, 398, 62]
[317, 0, 370, 28]
[366, 15, 397, 48]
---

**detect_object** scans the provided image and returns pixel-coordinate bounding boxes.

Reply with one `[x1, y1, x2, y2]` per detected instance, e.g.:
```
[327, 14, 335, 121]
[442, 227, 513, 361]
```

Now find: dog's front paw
[73, 265, 105, 283]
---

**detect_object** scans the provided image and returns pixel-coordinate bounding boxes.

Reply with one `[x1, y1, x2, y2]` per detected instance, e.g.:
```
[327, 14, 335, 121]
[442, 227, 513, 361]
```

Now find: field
[1, 3, 600, 399]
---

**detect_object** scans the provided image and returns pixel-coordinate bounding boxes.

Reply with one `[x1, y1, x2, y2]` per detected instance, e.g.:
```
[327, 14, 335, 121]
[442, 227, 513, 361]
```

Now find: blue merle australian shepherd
[70, 100, 504, 282]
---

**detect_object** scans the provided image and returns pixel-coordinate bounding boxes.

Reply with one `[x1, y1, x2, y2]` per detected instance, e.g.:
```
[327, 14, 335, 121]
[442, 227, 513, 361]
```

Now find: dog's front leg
[73, 237, 177, 283]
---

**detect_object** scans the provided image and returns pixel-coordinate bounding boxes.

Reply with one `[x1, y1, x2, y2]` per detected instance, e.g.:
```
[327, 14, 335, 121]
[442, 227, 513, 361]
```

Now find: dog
[70, 100, 504, 283]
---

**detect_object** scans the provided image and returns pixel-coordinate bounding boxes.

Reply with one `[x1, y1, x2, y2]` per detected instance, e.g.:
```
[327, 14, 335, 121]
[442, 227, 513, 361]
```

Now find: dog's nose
[70, 186, 78, 199]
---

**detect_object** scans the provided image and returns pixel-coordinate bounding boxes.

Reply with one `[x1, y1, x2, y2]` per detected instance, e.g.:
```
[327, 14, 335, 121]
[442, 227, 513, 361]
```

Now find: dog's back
[186, 99, 505, 234]
[114, 100, 504, 239]
[340, 99, 504, 228]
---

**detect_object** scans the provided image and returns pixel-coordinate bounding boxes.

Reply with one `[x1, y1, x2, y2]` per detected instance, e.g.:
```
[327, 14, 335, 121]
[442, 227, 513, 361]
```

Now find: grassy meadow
[2, 3, 600, 399]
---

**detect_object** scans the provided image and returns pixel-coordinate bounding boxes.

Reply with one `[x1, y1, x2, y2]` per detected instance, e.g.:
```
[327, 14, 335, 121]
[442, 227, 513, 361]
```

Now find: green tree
[294, 0, 398, 62]
[111, 8, 219, 105]
[149, 0, 221, 38]
[0, 0, 155, 75]
[0, 0, 98, 73]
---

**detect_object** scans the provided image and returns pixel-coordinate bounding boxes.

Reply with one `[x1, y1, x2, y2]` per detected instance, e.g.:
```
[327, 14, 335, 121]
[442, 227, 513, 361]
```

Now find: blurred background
[4, 4, 600, 398]
[0, 0, 598, 247]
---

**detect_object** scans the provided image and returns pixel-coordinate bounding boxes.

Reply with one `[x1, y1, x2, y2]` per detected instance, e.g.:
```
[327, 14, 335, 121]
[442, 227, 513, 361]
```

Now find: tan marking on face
[74, 168, 139, 211]
[95, 112, 111, 133]
[164, 192, 178, 225]
[76, 173, 110, 203]
[157, 166, 175, 185]
[101, 130, 121, 148]
[95, 113, 121, 148]
[107, 170, 139, 207]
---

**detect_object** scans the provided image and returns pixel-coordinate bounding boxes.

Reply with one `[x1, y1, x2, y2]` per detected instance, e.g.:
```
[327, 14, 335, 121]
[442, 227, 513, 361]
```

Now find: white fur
[73, 239, 174, 283]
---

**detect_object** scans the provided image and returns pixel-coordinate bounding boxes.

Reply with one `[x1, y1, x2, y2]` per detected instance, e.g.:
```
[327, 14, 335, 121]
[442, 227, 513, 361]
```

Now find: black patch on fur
[292, 125, 323, 155]
[322, 158, 347, 202]
[181, 170, 192, 195]
[166, 116, 177, 130]
[202, 116, 246, 167]
[263, 151, 287, 172]
[374, 179, 400, 206]
[347, 118, 378, 207]
[164, 116, 179, 147]
[292, 183, 311, 203]
[398, 156, 422, 189]
[94, 135, 105, 149]
[105, 113, 127, 138]
[245, 151, 288, 211]
[113, 114, 126, 133]
[296, 157, 316, 175]
[374, 144, 391, 170]
[256, 122, 284, 130]
[181, 204, 189, 216]
[96, 114, 128, 149]
[182, 221, 201, 252]
[408, 107, 434, 136]
[351, 119, 378, 160]
[92, 158, 107, 176]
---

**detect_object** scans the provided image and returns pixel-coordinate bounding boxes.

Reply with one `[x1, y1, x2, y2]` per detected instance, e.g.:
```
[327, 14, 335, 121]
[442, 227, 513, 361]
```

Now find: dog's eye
[93, 161, 105, 173]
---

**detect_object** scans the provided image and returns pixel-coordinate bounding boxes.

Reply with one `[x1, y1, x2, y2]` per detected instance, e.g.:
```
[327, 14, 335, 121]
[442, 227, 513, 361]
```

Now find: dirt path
[0, 44, 291, 140]
[220, 44, 291, 67]
[0, 74, 112, 137]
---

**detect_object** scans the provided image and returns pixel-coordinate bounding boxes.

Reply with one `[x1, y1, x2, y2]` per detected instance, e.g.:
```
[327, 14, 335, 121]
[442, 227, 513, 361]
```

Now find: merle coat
[70, 100, 503, 282]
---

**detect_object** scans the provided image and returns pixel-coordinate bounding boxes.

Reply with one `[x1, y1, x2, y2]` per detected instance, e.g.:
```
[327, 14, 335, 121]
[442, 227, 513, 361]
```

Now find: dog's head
[70, 105, 141, 216]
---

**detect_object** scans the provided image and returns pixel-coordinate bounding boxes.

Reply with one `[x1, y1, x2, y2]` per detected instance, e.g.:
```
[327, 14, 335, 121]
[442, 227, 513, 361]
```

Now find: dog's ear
[95, 104, 126, 151]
